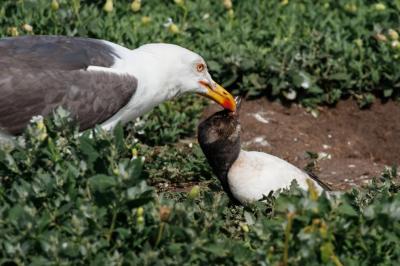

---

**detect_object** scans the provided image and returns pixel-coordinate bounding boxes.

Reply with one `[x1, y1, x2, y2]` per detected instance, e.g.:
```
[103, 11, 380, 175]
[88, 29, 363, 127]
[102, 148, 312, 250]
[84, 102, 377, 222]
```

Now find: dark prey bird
[198, 98, 331, 204]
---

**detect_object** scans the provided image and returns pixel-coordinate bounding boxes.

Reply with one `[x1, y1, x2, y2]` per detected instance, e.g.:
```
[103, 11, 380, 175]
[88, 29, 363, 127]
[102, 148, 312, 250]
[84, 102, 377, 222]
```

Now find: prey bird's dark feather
[305, 171, 332, 191]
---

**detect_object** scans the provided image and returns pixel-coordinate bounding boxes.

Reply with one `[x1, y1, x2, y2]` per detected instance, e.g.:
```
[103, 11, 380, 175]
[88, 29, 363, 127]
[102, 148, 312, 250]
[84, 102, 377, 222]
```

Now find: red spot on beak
[223, 98, 235, 111]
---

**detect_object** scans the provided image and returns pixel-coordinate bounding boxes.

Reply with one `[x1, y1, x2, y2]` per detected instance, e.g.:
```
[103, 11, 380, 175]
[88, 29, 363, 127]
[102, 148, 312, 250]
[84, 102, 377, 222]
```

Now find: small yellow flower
[136, 216, 144, 224]
[227, 9, 234, 19]
[37, 121, 45, 132]
[22, 23, 33, 33]
[159, 206, 171, 222]
[137, 207, 144, 217]
[30, 116, 47, 141]
[169, 24, 179, 34]
[374, 3, 386, 11]
[388, 29, 399, 40]
[374, 33, 387, 42]
[131, 0, 141, 12]
[354, 38, 363, 48]
[136, 207, 145, 224]
[131, 148, 138, 157]
[306, 179, 319, 201]
[240, 222, 249, 233]
[51, 0, 59, 11]
[223, 0, 232, 10]
[103, 0, 113, 13]
[281, 0, 289, 6]
[8, 27, 19, 37]
[319, 221, 328, 239]
[188, 185, 200, 199]
[164, 18, 179, 34]
[141, 16, 151, 25]
[174, 0, 185, 6]
[312, 218, 321, 226]
[344, 3, 357, 13]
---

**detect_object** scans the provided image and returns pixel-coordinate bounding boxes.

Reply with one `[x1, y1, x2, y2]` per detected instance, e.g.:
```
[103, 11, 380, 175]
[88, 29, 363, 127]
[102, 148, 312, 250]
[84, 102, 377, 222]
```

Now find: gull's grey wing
[0, 35, 136, 134]
[0, 35, 119, 70]
[0, 68, 137, 134]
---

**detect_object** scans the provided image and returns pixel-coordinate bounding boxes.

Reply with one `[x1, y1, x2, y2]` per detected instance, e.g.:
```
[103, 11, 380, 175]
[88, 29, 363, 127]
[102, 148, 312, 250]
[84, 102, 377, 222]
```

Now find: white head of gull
[0, 36, 236, 136]
[99, 42, 236, 130]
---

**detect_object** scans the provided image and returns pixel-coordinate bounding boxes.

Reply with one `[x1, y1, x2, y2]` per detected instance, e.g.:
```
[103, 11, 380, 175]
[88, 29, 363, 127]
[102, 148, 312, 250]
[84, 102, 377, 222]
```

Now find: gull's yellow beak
[198, 81, 236, 111]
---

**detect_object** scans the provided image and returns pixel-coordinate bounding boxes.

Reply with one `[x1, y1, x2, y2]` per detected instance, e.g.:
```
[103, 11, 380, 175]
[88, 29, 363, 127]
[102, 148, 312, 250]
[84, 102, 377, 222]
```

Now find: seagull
[0, 35, 236, 136]
[198, 99, 330, 205]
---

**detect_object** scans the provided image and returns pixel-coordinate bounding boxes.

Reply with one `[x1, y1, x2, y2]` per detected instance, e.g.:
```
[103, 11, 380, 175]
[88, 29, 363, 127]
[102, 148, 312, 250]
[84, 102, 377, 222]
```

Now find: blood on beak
[198, 81, 236, 111]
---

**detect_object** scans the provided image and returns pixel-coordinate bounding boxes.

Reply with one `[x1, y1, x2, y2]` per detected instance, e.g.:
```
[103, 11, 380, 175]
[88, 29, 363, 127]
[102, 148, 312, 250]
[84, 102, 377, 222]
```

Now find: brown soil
[202, 99, 400, 190]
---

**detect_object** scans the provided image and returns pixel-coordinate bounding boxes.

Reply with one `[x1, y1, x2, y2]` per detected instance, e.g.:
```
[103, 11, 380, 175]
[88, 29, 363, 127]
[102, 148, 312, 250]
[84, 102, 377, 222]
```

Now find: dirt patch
[202, 99, 400, 190]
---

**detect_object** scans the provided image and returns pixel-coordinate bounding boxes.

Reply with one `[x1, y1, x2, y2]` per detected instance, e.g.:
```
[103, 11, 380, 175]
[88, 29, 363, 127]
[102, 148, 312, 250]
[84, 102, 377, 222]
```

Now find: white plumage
[0, 36, 236, 137]
[228, 150, 324, 204]
[99, 43, 200, 130]
[197, 101, 329, 205]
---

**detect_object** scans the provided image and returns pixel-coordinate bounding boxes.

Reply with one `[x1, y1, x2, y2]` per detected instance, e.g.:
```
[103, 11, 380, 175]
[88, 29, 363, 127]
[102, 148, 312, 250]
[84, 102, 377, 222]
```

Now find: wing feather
[0, 68, 137, 134]
[305, 171, 332, 191]
[0, 35, 119, 70]
[0, 36, 137, 134]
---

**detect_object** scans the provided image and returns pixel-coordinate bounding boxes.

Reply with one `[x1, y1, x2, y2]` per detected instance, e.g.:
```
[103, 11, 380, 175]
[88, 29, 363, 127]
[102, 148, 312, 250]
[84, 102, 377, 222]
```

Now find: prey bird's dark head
[198, 97, 242, 181]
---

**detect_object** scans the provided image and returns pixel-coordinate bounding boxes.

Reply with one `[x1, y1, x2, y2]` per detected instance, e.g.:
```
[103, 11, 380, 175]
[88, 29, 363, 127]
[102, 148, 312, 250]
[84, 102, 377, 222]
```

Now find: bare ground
[202, 99, 400, 190]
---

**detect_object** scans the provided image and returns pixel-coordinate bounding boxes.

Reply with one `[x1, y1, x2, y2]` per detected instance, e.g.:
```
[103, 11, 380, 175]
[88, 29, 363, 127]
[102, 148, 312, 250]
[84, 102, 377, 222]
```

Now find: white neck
[100, 46, 181, 130]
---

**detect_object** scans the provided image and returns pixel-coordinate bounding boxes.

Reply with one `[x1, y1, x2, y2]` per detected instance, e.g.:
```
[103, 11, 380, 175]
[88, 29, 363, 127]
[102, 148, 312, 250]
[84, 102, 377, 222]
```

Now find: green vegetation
[2, 0, 400, 106]
[1, 0, 400, 265]
[0, 113, 399, 265]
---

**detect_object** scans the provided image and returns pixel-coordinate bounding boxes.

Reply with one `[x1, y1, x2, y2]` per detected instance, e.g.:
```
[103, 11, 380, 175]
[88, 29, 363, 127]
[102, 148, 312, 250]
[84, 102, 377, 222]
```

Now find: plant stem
[107, 208, 118, 243]
[155, 222, 165, 247]
[331, 254, 344, 266]
[283, 212, 295, 266]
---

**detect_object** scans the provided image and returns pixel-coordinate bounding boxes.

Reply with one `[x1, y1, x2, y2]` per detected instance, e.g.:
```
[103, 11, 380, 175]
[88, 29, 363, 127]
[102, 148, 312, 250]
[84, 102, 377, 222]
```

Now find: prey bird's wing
[0, 36, 137, 134]
[305, 171, 332, 191]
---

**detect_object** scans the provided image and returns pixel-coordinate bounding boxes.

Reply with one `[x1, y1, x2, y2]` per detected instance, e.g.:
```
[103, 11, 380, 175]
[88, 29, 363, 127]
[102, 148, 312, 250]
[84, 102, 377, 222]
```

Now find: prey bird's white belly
[228, 150, 323, 204]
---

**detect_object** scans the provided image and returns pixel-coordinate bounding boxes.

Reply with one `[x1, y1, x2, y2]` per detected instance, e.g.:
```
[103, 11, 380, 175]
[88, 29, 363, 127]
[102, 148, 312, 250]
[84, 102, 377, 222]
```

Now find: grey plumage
[0, 35, 137, 134]
[0, 35, 118, 70]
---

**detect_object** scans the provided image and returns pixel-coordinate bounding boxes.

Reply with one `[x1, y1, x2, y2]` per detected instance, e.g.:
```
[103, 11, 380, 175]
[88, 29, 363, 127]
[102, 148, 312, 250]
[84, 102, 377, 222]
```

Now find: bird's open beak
[198, 81, 236, 111]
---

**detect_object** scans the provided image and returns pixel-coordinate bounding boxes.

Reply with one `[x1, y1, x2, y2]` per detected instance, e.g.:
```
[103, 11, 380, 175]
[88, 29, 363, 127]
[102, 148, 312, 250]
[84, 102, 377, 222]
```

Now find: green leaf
[290, 70, 312, 89]
[113, 123, 125, 153]
[320, 242, 335, 263]
[88, 174, 117, 193]
[383, 88, 393, 98]
[328, 73, 350, 81]
[79, 136, 99, 165]
[337, 203, 358, 217]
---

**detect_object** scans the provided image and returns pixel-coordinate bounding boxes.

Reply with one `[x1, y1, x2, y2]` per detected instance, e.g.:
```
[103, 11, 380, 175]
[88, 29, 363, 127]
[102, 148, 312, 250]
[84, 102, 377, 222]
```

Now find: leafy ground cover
[1, 0, 400, 106]
[0, 114, 399, 265]
[1, 0, 400, 265]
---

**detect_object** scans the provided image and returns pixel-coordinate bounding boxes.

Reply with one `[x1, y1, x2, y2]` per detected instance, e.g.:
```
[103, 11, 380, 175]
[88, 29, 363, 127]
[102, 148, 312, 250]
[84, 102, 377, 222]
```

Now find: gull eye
[196, 63, 205, 72]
